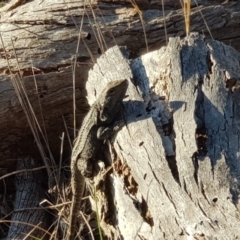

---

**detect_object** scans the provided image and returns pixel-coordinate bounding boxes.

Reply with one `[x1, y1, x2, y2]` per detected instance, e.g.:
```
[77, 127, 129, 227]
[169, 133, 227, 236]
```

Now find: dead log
[7, 156, 50, 240]
[0, 0, 240, 164]
[82, 33, 240, 239]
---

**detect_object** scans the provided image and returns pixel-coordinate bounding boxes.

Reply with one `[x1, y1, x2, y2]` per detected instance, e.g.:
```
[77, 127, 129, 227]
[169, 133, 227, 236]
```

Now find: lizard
[67, 79, 128, 240]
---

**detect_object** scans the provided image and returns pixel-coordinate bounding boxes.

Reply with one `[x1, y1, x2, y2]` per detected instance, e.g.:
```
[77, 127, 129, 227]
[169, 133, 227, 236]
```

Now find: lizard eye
[108, 88, 115, 95]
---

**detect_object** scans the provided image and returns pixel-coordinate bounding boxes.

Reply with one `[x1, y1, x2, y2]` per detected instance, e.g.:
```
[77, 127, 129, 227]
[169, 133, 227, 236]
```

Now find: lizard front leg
[97, 120, 125, 140]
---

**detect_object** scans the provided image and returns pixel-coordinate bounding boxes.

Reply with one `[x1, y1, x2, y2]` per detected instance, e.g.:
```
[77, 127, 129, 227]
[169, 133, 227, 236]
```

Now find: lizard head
[99, 79, 128, 123]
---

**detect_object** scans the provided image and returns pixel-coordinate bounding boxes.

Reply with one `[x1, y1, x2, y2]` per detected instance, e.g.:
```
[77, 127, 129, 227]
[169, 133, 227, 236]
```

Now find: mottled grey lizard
[67, 79, 128, 240]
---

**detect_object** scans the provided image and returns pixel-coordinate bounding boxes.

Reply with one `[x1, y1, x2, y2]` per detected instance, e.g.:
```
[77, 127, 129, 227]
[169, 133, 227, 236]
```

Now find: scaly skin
[67, 79, 128, 240]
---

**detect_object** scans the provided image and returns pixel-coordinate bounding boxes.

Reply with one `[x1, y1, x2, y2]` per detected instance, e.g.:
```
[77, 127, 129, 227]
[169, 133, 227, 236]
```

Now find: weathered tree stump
[83, 33, 240, 239]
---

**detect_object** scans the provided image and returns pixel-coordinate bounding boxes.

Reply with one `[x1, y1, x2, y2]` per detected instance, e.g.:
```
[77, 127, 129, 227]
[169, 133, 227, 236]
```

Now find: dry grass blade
[130, 0, 148, 52]
[0, 220, 52, 237]
[193, 0, 213, 39]
[22, 221, 43, 240]
[62, 114, 73, 150]
[87, 0, 108, 55]
[0, 166, 48, 181]
[93, 186, 103, 240]
[80, 211, 95, 240]
[0, 33, 61, 190]
[183, 0, 191, 36]
[95, 5, 118, 47]
[30, 61, 55, 164]
[71, 3, 86, 139]
[162, 0, 168, 44]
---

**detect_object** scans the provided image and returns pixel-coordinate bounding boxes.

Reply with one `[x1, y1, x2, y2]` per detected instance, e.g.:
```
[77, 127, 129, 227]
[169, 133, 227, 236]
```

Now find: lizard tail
[67, 170, 85, 240]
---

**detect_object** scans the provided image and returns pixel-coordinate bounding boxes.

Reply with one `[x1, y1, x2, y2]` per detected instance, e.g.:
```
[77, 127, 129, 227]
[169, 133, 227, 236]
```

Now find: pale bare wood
[85, 33, 240, 239]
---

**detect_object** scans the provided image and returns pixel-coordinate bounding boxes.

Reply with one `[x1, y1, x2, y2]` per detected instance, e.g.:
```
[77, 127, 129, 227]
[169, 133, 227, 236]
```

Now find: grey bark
[0, 0, 240, 163]
[7, 156, 50, 240]
[85, 33, 240, 239]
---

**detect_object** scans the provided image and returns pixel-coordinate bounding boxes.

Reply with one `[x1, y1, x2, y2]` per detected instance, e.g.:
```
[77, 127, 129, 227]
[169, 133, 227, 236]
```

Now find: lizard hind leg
[77, 157, 94, 178]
